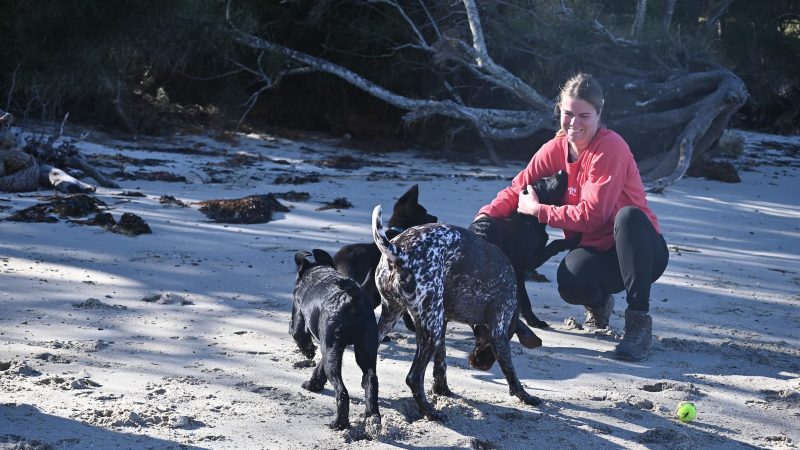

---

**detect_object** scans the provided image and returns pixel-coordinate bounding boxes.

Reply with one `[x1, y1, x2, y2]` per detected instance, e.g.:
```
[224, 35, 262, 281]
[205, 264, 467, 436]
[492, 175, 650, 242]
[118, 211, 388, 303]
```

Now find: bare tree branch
[704, 0, 735, 37]
[662, 0, 676, 32]
[227, 21, 554, 145]
[460, 0, 551, 110]
[631, 71, 748, 192]
[370, 0, 432, 50]
[6, 64, 20, 112]
[631, 0, 648, 37]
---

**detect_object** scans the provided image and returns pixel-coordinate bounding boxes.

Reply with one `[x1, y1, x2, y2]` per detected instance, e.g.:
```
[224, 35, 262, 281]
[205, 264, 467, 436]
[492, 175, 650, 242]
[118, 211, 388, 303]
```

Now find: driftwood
[0, 112, 39, 191]
[601, 71, 748, 192]
[0, 150, 39, 192]
[39, 165, 96, 194]
[0, 110, 119, 193]
[227, 0, 748, 192]
[63, 153, 119, 188]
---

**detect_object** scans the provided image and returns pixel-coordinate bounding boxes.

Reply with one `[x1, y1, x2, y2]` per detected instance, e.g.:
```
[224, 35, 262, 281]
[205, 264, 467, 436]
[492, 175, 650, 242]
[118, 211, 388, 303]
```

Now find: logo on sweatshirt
[568, 186, 578, 197]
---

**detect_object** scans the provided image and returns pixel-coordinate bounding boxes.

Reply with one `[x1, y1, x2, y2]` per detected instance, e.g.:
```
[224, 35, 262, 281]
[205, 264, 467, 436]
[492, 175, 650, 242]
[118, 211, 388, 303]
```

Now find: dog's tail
[372, 205, 401, 265]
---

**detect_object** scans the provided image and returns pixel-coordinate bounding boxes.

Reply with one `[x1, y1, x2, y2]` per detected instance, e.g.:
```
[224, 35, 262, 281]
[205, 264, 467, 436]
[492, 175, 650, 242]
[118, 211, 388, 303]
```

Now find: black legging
[556, 206, 669, 312]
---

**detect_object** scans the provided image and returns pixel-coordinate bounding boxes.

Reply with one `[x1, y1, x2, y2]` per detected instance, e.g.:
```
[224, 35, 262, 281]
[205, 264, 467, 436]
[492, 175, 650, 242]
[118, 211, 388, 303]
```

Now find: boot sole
[614, 348, 651, 362]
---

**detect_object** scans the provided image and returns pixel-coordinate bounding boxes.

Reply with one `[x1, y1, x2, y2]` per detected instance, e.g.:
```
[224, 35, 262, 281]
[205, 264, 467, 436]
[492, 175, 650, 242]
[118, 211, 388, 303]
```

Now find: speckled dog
[371, 206, 540, 421]
[333, 184, 437, 332]
[291, 249, 380, 431]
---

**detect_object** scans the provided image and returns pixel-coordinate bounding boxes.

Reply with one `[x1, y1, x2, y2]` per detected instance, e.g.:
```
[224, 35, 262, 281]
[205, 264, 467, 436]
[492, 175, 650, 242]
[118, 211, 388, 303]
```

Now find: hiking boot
[615, 309, 653, 361]
[584, 294, 614, 329]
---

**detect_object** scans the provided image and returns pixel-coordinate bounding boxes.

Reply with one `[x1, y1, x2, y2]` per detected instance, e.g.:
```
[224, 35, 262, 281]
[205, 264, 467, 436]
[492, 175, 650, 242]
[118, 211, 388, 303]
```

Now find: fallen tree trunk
[0, 109, 119, 192]
[600, 70, 748, 191]
[0, 150, 39, 192]
[39, 164, 97, 194]
[65, 154, 119, 189]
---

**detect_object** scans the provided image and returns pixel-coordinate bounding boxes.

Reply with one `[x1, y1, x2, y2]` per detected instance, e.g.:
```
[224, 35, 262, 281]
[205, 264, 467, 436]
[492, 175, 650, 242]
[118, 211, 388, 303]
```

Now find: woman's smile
[560, 96, 600, 152]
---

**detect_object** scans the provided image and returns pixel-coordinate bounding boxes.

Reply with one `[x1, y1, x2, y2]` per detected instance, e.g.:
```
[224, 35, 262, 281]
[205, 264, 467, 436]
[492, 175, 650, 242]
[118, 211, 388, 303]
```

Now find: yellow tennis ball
[675, 401, 697, 422]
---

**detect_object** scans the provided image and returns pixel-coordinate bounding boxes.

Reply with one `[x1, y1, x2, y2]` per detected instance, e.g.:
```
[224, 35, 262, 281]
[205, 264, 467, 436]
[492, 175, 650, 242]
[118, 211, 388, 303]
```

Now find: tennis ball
[675, 401, 697, 422]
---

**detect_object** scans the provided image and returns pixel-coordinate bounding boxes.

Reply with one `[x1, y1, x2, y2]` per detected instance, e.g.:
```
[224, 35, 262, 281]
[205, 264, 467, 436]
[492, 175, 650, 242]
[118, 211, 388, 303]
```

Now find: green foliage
[715, 1, 800, 130]
[0, 0, 240, 127]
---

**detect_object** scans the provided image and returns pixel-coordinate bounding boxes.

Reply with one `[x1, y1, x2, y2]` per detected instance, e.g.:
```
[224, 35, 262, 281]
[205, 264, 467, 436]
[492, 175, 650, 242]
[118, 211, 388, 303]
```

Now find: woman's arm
[477, 139, 564, 219]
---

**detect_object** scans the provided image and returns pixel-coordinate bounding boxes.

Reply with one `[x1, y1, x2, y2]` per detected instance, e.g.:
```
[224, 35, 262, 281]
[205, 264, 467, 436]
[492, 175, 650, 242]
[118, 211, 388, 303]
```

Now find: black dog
[372, 206, 540, 421]
[468, 170, 580, 370]
[469, 170, 571, 329]
[333, 184, 437, 331]
[291, 249, 380, 431]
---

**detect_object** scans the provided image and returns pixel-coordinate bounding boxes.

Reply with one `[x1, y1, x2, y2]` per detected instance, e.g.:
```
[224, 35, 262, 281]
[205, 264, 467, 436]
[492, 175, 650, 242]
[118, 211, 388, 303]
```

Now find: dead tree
[631, 0, 648, 37]
[0, 111, 119, 193]
[601, 71, 747, 192]
[226, 0, 747, 192]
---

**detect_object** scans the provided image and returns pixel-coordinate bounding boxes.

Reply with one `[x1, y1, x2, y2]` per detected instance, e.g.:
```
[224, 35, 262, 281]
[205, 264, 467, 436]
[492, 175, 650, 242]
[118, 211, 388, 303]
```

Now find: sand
[1, 126, 798, 449]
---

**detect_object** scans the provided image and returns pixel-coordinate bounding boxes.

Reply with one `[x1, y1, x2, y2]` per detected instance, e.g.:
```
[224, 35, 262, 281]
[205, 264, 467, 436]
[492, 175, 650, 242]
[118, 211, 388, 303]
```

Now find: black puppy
[291, 249, 380, 431]
[468, 170, 579, 370]
[372, 206, 540, 421]
[333, 185, 437, 331]
[469, 170, 570, 329]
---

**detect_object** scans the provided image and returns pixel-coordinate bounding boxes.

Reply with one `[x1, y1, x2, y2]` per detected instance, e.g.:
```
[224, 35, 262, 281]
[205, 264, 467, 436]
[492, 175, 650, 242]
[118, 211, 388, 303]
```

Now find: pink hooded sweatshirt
[477, 128, 660, 251]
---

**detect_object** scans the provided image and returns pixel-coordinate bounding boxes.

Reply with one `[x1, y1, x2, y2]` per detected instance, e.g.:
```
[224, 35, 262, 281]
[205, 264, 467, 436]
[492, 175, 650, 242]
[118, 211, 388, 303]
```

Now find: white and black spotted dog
[371, 207, 540, 421]
[333, 184, 437, 332]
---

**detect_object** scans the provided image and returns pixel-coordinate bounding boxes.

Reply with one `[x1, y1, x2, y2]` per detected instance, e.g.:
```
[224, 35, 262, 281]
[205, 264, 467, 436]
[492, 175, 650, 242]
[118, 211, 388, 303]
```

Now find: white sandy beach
[1, 126, 798, 449]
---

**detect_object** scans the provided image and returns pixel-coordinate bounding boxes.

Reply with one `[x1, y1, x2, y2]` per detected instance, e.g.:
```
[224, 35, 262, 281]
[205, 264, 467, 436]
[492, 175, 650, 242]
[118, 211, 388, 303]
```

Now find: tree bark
[662, 0, 677, 32]
[66, 154, 119, 189]
[39, 164, 97, 193]
[602, 70, 748, 191]
[704, 0, 735, 37]
[631, 0, 648, 37]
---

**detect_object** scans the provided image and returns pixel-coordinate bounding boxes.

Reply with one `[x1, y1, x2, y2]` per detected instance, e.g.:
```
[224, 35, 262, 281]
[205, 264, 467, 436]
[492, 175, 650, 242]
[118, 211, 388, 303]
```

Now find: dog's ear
[311, 249, 335, 267]
[294, 251, 312, 272]
[396, 184, 419, 205]
[533, 170, 569, 205]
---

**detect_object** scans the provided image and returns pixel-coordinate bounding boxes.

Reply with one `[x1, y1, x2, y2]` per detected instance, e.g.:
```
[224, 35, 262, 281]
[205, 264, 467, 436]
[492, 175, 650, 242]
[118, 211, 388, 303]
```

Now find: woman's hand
[517, 185, 541, 216]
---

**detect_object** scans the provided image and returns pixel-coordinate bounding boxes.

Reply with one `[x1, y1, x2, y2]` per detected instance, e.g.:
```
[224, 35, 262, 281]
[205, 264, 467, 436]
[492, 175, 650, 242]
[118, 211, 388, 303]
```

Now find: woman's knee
[557, 285, 592, 305]
[557, 259, 594, 305]
[615, 206, 647, 229]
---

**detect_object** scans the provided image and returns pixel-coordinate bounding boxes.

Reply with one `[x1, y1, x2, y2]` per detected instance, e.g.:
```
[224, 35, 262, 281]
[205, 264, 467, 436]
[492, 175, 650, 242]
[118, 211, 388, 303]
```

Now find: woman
[476, 73, 669, 361]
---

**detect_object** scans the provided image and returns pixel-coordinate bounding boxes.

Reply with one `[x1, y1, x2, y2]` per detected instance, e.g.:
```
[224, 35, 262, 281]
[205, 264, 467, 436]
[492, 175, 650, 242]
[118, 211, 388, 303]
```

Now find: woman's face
[560, 96, 600, 150]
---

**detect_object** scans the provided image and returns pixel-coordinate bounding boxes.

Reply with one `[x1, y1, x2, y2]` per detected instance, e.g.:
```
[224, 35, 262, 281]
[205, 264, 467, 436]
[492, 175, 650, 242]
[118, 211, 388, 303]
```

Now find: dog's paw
[524, 315, 550, 329]
[298, 344, 316, 359]
[517, 391, 542, 407]
[302, 380, 324, 392]
[468, 346, 496, 371]
[424, 409, 447, 422]
[432, 380, 453, 397]
[364, 414, 382, 440]
[329, 417, 350, 431]
[516, 327, 543, 349]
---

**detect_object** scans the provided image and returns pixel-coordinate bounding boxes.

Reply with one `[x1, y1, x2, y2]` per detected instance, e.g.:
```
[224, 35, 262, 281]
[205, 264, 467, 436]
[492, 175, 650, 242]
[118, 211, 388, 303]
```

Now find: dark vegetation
[0, 1, 797, 158]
